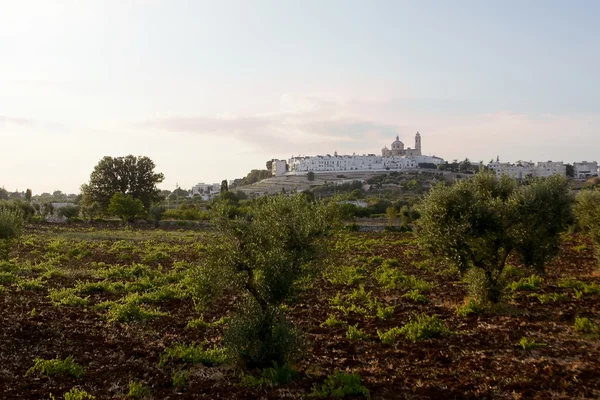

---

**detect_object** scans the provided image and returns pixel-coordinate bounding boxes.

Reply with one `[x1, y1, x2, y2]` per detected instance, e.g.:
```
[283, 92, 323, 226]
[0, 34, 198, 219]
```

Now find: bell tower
[415, 131, 421, 155]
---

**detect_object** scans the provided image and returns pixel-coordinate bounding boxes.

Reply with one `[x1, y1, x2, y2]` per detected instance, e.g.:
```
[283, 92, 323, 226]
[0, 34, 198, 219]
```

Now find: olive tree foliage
[58, 205, 80, 221]
[192, 194, 341, 368]
[416, 173, 572, 303]
[574, 188, 600, 263]
[81, 155, 164, 211]
[0, 207, 24, 260]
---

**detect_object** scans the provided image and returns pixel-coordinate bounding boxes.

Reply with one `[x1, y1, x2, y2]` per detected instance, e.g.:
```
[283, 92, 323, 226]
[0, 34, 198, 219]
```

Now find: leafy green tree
[80, 201, 103, 222]
[0, 207, 23, 260]
[81, 155, 164, 211]
[25, 189, 32, 203]
[193, 194, 340, 368]
[108, 193, 146, 223]
[220, 180, 229, 193]
[266, 160, 274, 170]
[58, 205, 80, 222]
[307, 171, 315, 181]
[417, 173, 572, 303]
[0, 188, 8, 200]
[149, 204, 166, 228]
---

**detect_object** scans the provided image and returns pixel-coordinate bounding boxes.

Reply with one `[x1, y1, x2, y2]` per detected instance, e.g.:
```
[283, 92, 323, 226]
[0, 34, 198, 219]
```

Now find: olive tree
[574, 188, 600, 263]
[193, 194, 340, 368]
[417, 173, 572, 303]
[0, 208, 24, 260]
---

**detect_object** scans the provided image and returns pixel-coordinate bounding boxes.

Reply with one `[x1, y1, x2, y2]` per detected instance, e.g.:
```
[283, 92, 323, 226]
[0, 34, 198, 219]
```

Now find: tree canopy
[81, 155, 164, 211]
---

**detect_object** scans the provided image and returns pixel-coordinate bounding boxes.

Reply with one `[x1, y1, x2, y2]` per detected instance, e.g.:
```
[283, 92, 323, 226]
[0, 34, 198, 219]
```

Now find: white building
[191, 183, 220, 196]
[272, 160, 287, 176]
[286, 133, 444, 175]
[488, 161, 566, 179]
[574, 161, 598, 179]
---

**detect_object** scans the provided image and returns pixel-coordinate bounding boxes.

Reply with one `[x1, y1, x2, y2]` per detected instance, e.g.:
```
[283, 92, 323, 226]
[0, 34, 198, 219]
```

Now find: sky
[1, 0, 598, 194]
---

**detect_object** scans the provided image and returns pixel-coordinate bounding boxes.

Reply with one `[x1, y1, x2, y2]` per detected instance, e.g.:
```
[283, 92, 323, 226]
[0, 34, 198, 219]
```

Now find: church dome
[391, 135, 404, 150]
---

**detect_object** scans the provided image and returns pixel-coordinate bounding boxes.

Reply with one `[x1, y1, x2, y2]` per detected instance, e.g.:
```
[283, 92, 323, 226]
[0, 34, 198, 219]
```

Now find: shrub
[320, 315, 348, 328]
[346, 324, 370, 341]
[172, 369, 191, 388]
[376, 304, 395, 319]
[529, 292, 569, 304]
[50, 387, 95, 400]
[324, 264, 366, 286]
[48, 288, 89, 307]
[402, 289, 428, 303]
[455, 298, 484, 317]
[399, 314, 447, 342]
[104, 296, 167, 323]
[574, 317, 599, 334]
[239, 362, 296, 387]
[310, 372, 370, 399]
[26, 356, 84, 378]
[127, 380, 150, 399]
[519, 337, 546, 350]
[377, 327, 403, 345]
[159, 342, 228, 367]
[509, 275, 543, 291]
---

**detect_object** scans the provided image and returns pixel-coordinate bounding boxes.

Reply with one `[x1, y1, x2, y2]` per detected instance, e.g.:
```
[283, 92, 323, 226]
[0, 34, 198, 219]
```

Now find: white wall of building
[272, 160, 287, 176]
[488, 161, 566, 178]
[574, 161, 598, 179]
[287, 154, 443, 174]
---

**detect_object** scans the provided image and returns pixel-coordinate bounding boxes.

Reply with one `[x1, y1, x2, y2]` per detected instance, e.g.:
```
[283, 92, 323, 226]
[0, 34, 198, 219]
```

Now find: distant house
[574, 161, 598, 179]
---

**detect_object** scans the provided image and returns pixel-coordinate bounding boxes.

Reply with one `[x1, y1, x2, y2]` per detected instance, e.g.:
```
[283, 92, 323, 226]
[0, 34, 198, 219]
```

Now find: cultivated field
[1, 224, 599, 399]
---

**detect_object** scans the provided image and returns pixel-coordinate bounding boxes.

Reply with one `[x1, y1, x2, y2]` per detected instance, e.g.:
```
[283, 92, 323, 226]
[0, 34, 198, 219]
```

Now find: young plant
[519, 337, 547, 350]
[26, 356, 85, 378]
[573, 317, 599, 334]
[377, 327, 403, 345]
[159, 342, 228, 367]
[509, 275, 543, 292]
[346, 324, 370, 341]
[455, 298, 484, 317]
[320, 315, 348, 328]
[310, 372, 370, 399]
[399, 314, 447, 342]
[127, 380, 150, 399]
